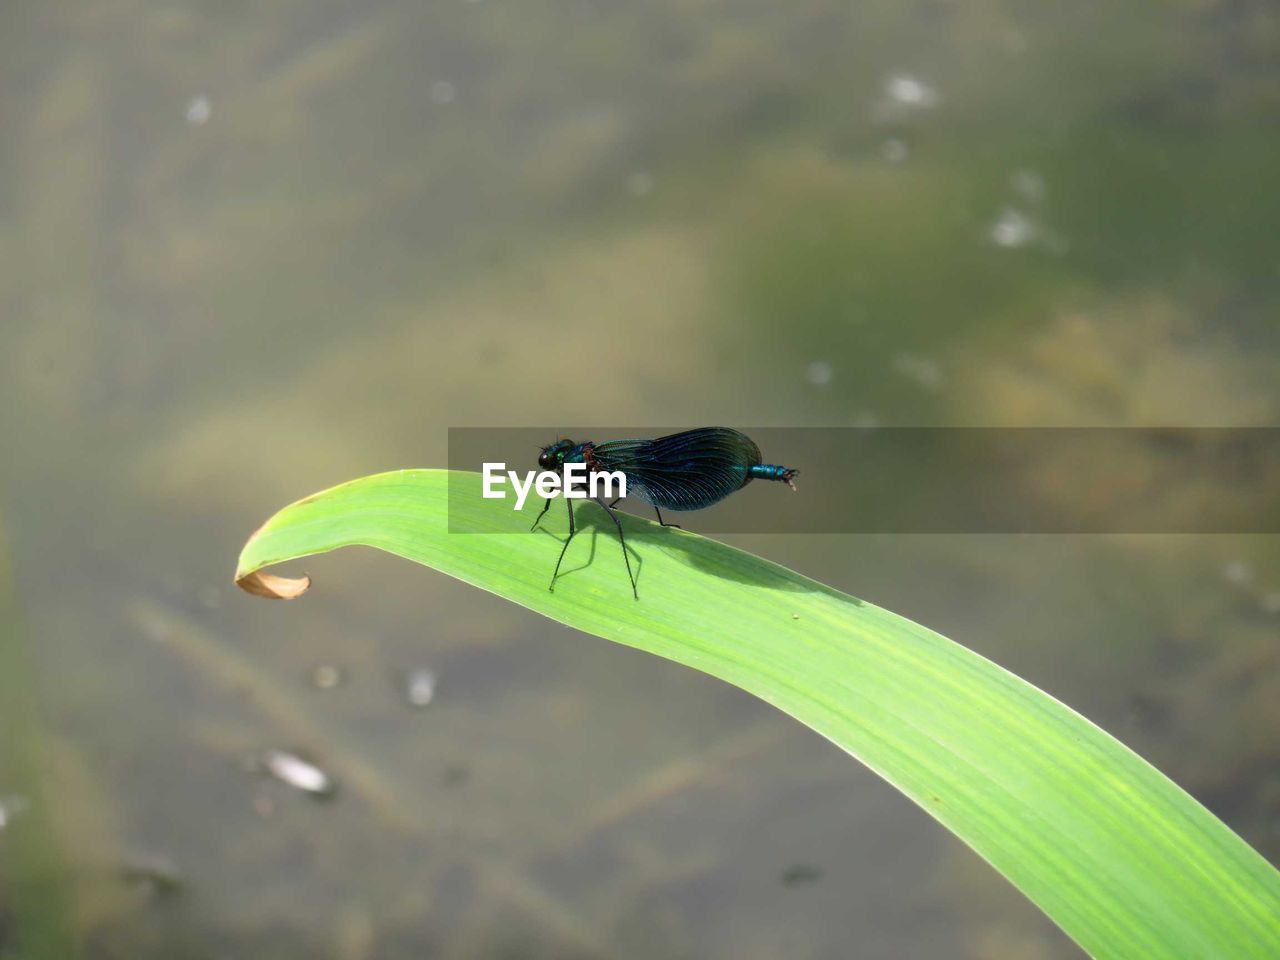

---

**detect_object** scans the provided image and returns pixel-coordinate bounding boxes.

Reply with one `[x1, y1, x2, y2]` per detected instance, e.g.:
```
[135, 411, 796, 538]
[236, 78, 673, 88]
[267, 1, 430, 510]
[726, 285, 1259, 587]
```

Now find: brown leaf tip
[236, 570, 312, 600]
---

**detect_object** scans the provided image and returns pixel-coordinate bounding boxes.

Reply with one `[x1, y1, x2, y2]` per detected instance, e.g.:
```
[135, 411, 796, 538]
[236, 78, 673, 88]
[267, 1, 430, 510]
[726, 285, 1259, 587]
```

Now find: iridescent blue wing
[592, 427, 761, 511]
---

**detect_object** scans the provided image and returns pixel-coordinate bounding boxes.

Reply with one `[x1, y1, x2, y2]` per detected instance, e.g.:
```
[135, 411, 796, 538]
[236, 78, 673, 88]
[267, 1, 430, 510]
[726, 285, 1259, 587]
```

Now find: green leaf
[236, 469, 1280, 959]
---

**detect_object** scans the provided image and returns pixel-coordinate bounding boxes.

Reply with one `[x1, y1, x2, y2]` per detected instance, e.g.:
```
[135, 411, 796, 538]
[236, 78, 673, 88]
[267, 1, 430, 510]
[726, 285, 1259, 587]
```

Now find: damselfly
[530, 427, 798, 598]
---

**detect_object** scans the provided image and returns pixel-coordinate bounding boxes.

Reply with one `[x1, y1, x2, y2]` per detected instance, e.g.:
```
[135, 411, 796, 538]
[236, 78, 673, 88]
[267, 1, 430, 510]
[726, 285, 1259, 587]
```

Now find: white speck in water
[852, 410, 880, 429]
[0, 796, 31, 831]
[892, 353, 944, 391]
[885, 74, 938, 108]
[198, 585, 220, 609]
[430, 80, 456, 104]
[871, 74, 941, 124]
[989, 206, 1039, 248]
[1011, 169, 1046, 203]
[880, 138, 909, 163]
[1259, 591, 1280, 614]
[262, 750, 334, 795]
[184, 95, 211, 126]
[626, 171, 654, 197]
[1222, 560, 1253, 585]
[805, 360, 833, 386]
[404, 669, 437, 708]
[310, 664, 344, 690]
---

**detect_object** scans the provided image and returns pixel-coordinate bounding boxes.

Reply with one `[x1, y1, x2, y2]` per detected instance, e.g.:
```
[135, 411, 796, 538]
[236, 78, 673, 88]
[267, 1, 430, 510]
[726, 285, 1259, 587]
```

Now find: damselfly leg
[548, 497, 577, 591]
[595, 495, 638, 599]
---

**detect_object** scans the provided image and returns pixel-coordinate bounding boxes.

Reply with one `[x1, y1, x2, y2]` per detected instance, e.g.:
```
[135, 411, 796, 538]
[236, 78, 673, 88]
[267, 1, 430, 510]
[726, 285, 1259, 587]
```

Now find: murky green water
[2, 2, 1278, 957]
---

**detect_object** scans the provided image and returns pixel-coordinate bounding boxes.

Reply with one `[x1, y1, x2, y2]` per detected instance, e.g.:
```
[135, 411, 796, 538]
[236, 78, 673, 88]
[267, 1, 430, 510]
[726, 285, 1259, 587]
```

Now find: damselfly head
[538, 439, 574, 470]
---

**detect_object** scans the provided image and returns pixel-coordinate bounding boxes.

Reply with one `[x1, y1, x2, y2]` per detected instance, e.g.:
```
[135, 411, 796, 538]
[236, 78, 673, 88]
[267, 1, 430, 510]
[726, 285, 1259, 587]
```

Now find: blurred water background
[2, 2, 1279, 957]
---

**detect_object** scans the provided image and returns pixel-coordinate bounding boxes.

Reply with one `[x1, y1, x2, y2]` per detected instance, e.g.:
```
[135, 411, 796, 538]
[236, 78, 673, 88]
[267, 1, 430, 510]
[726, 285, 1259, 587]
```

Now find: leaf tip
[236, 569, 312, 600]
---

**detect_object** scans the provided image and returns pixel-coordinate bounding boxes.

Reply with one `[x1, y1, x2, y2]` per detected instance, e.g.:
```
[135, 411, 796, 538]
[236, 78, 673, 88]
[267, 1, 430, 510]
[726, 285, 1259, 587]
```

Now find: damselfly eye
[538, 439, 574, 470]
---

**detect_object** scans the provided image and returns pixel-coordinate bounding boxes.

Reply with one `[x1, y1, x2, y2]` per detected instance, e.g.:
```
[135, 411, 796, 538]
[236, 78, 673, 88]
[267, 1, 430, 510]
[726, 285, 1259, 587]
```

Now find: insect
[530, 427, 798, 598]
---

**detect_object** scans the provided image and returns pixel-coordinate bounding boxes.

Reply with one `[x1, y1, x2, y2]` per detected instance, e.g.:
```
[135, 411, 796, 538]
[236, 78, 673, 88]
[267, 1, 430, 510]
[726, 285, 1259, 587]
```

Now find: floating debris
[884, 74, 938, 109]
[403, 669, 437, 708]
[260, 749, 336, 797]
[184, 95, 211, 127]
[989, 206, 1039, 249]
[805, 360, 833, 387]
[310, 663, 345, 690]
[871, 74, 940, 124]
[197, 584, 221, 609]
[430, 80, 456, 104]
[780, 863, 824, 887]
[0, 795, 31, 831]
[988, 199, 1069, 254]
[1260, 592, 1280, 615]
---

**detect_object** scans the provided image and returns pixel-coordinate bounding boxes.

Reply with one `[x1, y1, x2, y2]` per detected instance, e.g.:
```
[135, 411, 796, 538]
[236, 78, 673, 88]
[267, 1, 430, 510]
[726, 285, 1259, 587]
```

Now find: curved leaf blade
[236, 469, 1280, 959]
